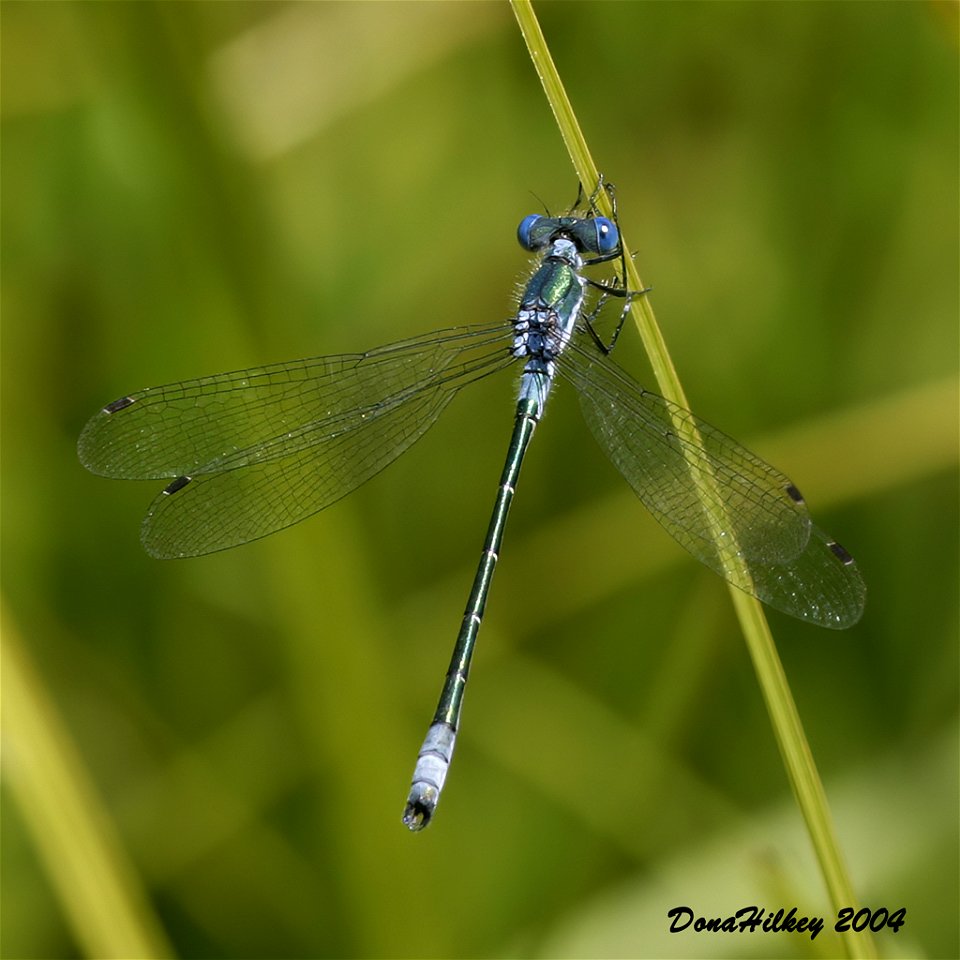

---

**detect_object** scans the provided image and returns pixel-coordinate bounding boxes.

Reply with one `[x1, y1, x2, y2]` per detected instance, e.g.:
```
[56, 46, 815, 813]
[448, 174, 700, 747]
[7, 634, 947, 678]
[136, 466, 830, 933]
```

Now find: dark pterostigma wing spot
[162, 475, 192, 496]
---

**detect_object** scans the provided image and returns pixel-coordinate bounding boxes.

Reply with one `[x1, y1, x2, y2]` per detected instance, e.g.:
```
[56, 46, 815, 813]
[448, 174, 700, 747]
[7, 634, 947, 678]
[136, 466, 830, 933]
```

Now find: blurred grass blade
[2, 600, 174, 959]
[510, 3, 876, 957]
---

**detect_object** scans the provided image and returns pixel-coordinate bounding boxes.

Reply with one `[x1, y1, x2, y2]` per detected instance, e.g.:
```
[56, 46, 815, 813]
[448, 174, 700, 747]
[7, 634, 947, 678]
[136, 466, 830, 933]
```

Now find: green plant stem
[2, 600, 174, 959]
[510, 3, 876, 957]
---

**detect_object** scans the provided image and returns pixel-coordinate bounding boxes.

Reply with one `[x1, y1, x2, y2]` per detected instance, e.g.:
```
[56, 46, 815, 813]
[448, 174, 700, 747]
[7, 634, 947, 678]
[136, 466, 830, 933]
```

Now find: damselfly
[78, 182, 865, 830]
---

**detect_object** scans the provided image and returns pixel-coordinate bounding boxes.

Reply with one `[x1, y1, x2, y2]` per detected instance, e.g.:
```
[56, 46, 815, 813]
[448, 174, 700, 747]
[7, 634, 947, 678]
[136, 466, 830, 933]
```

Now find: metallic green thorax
[527, 260, 582, 321]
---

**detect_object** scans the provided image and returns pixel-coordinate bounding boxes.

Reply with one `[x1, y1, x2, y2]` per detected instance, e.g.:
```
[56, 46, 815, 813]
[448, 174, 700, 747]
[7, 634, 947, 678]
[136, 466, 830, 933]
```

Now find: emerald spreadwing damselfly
[78, 182, 865, 830]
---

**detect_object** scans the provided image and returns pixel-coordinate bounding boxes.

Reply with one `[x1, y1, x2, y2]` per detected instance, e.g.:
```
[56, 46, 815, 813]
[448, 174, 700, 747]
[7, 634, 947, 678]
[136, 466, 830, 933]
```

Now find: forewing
[78, 325, 510, 479]
[78, 324, 514, 557]
[563, 343, 864, 627]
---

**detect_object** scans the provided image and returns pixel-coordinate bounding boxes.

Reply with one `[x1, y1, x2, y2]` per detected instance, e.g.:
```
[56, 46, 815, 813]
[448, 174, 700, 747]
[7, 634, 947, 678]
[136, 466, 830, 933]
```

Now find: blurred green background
[2, 2, 957, 958]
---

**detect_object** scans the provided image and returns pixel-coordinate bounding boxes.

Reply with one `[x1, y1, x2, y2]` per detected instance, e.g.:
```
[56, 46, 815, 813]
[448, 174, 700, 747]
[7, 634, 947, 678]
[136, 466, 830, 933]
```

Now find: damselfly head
[517, 214, 620, 257]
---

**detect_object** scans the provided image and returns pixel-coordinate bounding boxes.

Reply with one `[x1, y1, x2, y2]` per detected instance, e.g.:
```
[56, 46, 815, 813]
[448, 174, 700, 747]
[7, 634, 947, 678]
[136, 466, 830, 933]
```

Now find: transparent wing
[78, 324, 515, 558]
[561, 340, 865, 628]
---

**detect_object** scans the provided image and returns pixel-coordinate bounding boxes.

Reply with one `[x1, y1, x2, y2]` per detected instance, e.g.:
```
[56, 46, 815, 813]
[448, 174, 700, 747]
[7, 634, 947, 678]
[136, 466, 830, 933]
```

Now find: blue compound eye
[593, 217, 619, 255]
[517, 214, 544, 251]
